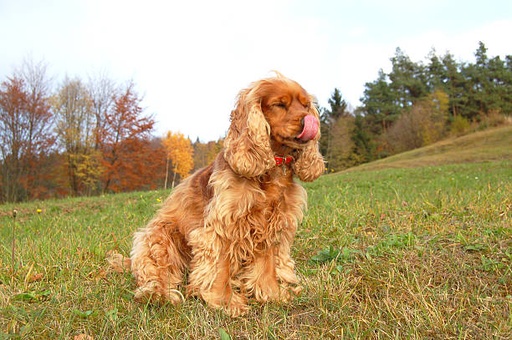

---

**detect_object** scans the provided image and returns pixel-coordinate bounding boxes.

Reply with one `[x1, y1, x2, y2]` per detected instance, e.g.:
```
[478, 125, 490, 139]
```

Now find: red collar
[274, 155, 294, 166]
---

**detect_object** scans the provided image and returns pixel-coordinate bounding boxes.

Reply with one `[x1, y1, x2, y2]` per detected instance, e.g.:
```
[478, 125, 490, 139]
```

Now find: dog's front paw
[134, 281, 184, 305]
[201, 290, 249, 317]
[223, 293, 249, 317]
[253, 281, 302, 304]
[253, 280, 280, 303]
[225, 304, 249, 317]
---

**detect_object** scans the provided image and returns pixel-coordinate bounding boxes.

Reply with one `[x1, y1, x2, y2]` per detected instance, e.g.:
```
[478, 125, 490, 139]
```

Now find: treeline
[0, 59, 218, 203]
[319, 41, 512, 172]
[2, 42, 511, 202]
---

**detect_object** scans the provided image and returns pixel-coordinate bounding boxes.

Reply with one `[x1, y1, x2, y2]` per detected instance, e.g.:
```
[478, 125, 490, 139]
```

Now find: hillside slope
[345, 124, 512, 172]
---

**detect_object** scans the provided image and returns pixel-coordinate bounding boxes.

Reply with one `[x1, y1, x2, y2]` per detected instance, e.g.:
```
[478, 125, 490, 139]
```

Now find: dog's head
[224, 73, 324, 181]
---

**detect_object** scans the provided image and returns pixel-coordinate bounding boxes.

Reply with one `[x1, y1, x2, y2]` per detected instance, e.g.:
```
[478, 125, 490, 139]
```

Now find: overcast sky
[1, 0, 511, 141]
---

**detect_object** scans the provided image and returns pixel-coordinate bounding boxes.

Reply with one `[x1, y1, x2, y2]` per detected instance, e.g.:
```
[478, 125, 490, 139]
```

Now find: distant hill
[344, 124, 512, 172]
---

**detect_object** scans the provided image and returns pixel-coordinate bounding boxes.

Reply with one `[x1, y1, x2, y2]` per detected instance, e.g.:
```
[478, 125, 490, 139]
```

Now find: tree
[87, 72, 117, 150]
[99, 82, 156, 192]
[384, 90, 449, 153]
[362, 48, 447, 136]
[422, 90, 450, 145]
[193, 138, 222, 171]
[350, 113, 374, 164]
[326, 115, 356, 171]
[15, 59, 57, 199]
[426, 49, 446, 92]
[0, 76, 30, 202]
[388, 48, 429, 107]
[488, 55, 512, 115]
[0, 60, 54, 202]
[470, 42, 512, 117]
[360, 69, 398, 134]
[162, 131, 194, 189]
[440, 52, 467, 118]
[319, 88, 353, 172]
[456, 42, 512, 121]
[53, 76, 98, 196]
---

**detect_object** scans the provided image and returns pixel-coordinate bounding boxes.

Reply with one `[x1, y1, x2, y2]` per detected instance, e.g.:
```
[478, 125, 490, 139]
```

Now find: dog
[130, 73, 324, 316]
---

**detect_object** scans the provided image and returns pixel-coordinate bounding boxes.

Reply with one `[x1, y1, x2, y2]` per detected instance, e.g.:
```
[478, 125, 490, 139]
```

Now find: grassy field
[1, 126, 511, 339]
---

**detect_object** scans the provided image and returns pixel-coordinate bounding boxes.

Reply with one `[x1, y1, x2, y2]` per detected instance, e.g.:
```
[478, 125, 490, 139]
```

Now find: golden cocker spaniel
[130, 74, 325, 316]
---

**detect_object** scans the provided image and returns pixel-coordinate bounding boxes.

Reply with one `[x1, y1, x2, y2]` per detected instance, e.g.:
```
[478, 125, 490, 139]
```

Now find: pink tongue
[297, 115, 319, 141]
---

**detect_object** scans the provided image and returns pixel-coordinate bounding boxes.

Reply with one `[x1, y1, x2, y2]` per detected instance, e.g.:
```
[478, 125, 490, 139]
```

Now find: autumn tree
[87, 72, 117, 150]
[193, 138, 222, 171]
[16, 59, 57, 199]
[319, 88, 357, 172]
[53, 76, 100, 196]
[99, 82, 156, 193]
[0, 59, 54, 202]
[0, 76, 32, 202]
[162, 131, 194, 189]
[384, 90, 450, 153]
[421, 89, 450, 145]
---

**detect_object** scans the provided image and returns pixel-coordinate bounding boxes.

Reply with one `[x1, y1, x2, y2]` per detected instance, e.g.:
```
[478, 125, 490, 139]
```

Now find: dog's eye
[274, 102, 287, 109]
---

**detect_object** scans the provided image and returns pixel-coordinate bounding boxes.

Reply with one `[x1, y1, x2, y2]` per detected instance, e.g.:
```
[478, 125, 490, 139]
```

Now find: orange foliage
[162, 131, 194, 188]
[99, 82, 158, 193]
[0, 74, 54, 202]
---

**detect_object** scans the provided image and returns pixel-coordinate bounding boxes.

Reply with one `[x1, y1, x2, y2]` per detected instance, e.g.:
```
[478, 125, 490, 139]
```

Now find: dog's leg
[274, 244, 303, 298]
[130, 223, 188, 304]
[273, 195, 305, 299]
[245, 247, 282, 302]
[247, 212, 303, 302]
[244, 245, 301, 303]
[187, 228, 248, 317]
[200, 255, 247, 317]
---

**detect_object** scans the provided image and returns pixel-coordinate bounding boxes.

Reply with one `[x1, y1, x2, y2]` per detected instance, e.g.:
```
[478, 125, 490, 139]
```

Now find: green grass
[1, 128, 512, 339]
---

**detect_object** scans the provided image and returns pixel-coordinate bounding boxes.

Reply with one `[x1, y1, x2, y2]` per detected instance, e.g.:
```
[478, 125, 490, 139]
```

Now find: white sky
[1, 0, 511, 141]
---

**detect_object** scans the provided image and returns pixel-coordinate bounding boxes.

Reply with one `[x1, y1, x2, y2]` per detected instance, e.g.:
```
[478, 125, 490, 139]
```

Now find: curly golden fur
[130, 74, 324, 316]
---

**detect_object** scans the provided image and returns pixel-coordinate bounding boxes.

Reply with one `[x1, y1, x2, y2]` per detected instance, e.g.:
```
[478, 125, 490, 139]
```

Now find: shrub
[450, 115, 471, 136]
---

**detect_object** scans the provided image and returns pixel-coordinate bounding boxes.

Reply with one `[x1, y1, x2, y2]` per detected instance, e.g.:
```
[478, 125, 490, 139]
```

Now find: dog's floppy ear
[292, 103, 325, 182]
[224, 87, 275, 178]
